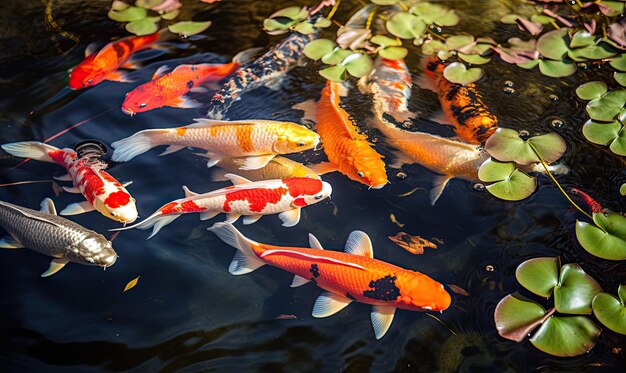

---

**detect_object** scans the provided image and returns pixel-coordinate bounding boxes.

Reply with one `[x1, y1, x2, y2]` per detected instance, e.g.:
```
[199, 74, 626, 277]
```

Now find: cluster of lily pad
[263, 6, 331, 35]
[108, 0, 211, 36]
[495, 257, 626, 357]
[477, 128, 566, 201]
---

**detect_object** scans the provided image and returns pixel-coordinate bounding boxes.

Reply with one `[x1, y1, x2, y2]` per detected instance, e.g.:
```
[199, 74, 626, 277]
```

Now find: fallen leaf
[389, 213, 404, 228]
[124, 276, 140, 292]
[275, 314, 297, 320]
[448, 284, 470, 296]
[388, 232, 437, 255]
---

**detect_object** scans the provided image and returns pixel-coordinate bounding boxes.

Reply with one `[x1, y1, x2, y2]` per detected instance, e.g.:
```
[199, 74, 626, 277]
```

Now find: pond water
[0, 0, 624, 372]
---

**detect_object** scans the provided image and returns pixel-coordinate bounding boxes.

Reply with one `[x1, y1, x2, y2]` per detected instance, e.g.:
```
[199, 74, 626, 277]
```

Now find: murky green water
[0, 0, 624, 371]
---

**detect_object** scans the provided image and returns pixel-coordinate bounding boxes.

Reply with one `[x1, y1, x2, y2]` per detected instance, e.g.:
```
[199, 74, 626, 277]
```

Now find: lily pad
[582, 119, 622, 146]
[108, 6, 147, 22]
[293, 21, 316, 35]
[319, 65, 347, 82]
[610, 53, 626, 71]
[537, 28, 570, 60]
[538, 59, 577, 78]
[515, 257, 559, 298]
[554, 264, 603, 315]
[342, 53, 373, 78]
[321, 48, 352, 65]
[268, 6, 308, 21]
[458, 53, 492, 65]
[386, 12, 426, 39]
[576, 211, 626, 260]
[477, 158, 515, 183]
[304, 39, 336, 60]
[161, 9, 180, 20]
[421, 40, 447, 55]
[485, 128, 567, 165]
[615, 72, 626, 87]
[485, 168, 536, 201]
[371, 35, 401, 47]
[576, 81, 608, 100]
[126, 17, 159, 36]
[529, 315, 601, 357]
[411, 3, 459, 27]
[494, 293, 551, 342]
[585, 89, 626, 122]
[442, 62, 483, 84]
[621, 183, 626, 196]
[168, 21, 211, 36]
[379, 46, 408, 60]
[570, 31, 596, 48]
[592, 285, 626, 335]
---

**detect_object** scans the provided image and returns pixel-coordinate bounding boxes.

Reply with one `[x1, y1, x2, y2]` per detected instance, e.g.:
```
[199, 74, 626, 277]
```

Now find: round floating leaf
[615, 72, 626, 87]
[554, 264, 602, 315]
[411, 3, 459, 27]
[538, 59, 577, 78]
[421, 40, 447, 55]
[111, 1, 130, 11]
[485, 168, 537, 201]
[518, 59, 539, 69]
[108, 6, 147, 22]
[501, 14, 520, 24]
[530, 14, 554, 25]
[458, 53, 492, 65]
[610, 53, 626, 71]
[314, 17, 331, 28]
[371, 35, 401, 47]
[485, 128, 566, 165]
[529, 315, 601, 357]
[478, 158, 515, 183]
[263, 18, 294, 33]
[386, 12, 426, 39]
[445, 34, 475, 50]
[342, 53, 373, 78]
[379, 46, 408, 60]
[576, 212, 626, 260]
[161, 9, 180, 20]
[515, 257, 559, 298]
[442, 62, 483, 84]
[576, 81, 608, 100]
[321, 48, 352, 65]
[168, 21, 212, 36]
[537, 28, 570, 60]
[586, 89, 626, 122]
[135, 0, 163, 8]
[371, 0, 399, 4]
[582, 119, 622, 145]
[494, 293, 549, 342]
[293, 21, 315, 35]
[570, 31, 596, 48]
[126, 17, 159, 36]
[592, 286, 626, 335]
[268, 6, 308, 21]
[609, 129, 626, 156]
[304, 39, 336, 60]
[319, 65, 347, 82]
[621, 183, 626, 196]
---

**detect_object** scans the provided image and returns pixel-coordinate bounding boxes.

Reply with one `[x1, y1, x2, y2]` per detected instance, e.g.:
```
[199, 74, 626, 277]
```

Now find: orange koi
[209, 222, 451, 339]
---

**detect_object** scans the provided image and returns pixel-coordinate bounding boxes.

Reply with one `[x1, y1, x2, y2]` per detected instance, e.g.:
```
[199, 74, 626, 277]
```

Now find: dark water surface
[0, 0, 625, 372]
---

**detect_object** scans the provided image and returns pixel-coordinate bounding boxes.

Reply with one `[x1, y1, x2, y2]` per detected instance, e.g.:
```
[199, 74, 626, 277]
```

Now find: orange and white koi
[297, 81, 388, 189]
[69, 32, 161, 90]
[210, 156, 320, 182]
[422, 56, 499, 145]
[209, 222, 451, 339]
[111, 118, 320, 170]
[1, 142, 138, 223]
[115, 174, 332, 238]
[121, 48, 261, 115]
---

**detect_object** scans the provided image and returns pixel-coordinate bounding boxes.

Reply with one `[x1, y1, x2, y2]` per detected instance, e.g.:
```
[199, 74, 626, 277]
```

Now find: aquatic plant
[576, 210, 626, 260]
[263, 6, 331, 35]
[592, 285, 626, 335]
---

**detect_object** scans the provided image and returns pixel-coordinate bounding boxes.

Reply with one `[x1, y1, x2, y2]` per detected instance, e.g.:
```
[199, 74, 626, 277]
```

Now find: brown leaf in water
[389, 214, 404, 228]
[123, 276, 140, 292]
[388, 232, 437, 255]
[448, 284, 470, 296]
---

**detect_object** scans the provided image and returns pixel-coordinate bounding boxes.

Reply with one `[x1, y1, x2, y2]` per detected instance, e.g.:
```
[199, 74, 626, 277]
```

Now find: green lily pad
[314, 17, 331, 28]
[442, 62, 483, 84]
[609, 129, 626, 155]
[371, 35, 401, 47]
[263, 18, 296, 33]
[411, 3, 459, 27]
[576, 81, 608, 100]
[537, 28, 570, 60]
[569, 44, 617, 61]
[168, 21, 211, 36]
[445, 35, 475, 50]
[371, 0, 399, 4]
[161, 9, 180, 20]
[554, 264, 602, 315]
[111, 1, 130, 11]
[530, 14, 555, 25]
[586, 89, 626, 122]
[478, 158, 515, 183]
[501, 14, 520, 24]
[592, 285, 626, 335]
[319, 65, 348, 82]
[515, 257, 559, 298]
[518, 59, 539, 69]
[621, 183, 626, 196]
[421, 40, 447, 55]
[108, 6, 147, 22]
[582, 119, 622, 145]
[342, 53, 373, 78]
[304, 39, 336, 60]
[494, 293, 550, 342]
[610, 53, 626, 71]
[293, 21, 315, 35]
[529, 315, 601, 357]
[485, 168, 537, 201]
[379, 46, 408, 60]
[538, 59, 577, 78]
[321, 48, 352, 65]
[126, 17, 159, 36]
[386, 12, 426, 39]
[458, 53, 492, 65]
[268, 6, 308, 21]
[135, 0, 163, 8]
[570, 31, 596, 48]
[615, 72, 626, 87]
[485, 128, 567, 165]
[576, 212, 626, 260]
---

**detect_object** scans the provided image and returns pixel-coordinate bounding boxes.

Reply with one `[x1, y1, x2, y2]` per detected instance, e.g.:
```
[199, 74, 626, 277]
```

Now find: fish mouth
[370, 183, 386, 190]
[121, 107, 135, 116]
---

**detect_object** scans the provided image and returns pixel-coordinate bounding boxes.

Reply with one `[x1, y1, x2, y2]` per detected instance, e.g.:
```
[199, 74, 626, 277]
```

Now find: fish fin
[371, 305, 396, 340]
[242, 215, 262, 225]
[105, 71, 133, 83]
[60, 201, 95, 216]
[239, 155, 275, 171]
[344, 231, 373, 258]
[307, 162, 338, 175]
[0, 236, 24, 249]
[182, 185, 199, 197]
[208, 222, 264, 275]
[292, 100, 318, 125]
[199, 210, 220, 221]
[223, 173, 253, 185]
[121, 60, 141, 70]
[189, 86, 209, 93]
[206, 157, 222, 168]
[308, 233, 324, 250]
[41, 258, 69, 277]
[1, 141, 71, 163]
[290, 275, 310, 288]
[232, 47, 264, 66]
[414, 73, 437, 93]
[111, 128, 169, 162]
[225, 213, 241, 223]
[62, 186, 81, 194]
[152, 65, 170, 79]
[389, 150, 414, 169]
[209, 168, 228, 182]
[85, 42, 99, 57]
[53, 174, 73, 181]
[145, 215, 180, 239]
[165, 96, 202, 109]
[122, 181, 133, 188]
[265, 75, 285, 91]
[430, 175, 452, 206]
[278, 208, 300, 227]
[159, 145, 185, 157]
[312, 292, 352, 318]
[430, 111, 453, 126]
[39, 198, 57, 215]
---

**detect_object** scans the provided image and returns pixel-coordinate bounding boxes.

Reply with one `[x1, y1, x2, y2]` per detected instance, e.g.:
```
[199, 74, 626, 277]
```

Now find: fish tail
[232, 47, 264, 66]
[208, 222, 265, 275]
[111, 212, 181, 239]
[111, 129, 168, 162]
[1, 141, 66, 164]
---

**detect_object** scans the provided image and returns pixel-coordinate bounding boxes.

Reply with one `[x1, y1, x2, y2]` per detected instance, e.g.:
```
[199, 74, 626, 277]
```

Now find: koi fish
[206, 26, 319, 119]
[114, 174, 332, 238]
[121, 48, 262, 115]
[209, 222, 451, 339]
[111, 118, 320, 170]
[422, 56, 499, 145]
[1, 141, 138, 223]
[296, 81, 388, 189]
[0, 198, 117, 277]
[69, 32, 162, 90]
[210, 156, 320, 182]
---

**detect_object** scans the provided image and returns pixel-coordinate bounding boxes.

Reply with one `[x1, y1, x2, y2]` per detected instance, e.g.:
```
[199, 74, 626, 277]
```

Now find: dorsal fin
[344, 231, 373, 258]
[182, 185, 199, 198]
[260, 250, 366, 270]
[223, 173, 253, 185]
[39, 198, 57, 215]
[152, 65, 170, 79]
[308, 233, 324, 250]
[188, 118, 258, 128]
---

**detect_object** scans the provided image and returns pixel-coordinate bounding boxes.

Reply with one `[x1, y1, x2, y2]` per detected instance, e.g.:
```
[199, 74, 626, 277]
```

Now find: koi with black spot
[423, 56, 499, 145]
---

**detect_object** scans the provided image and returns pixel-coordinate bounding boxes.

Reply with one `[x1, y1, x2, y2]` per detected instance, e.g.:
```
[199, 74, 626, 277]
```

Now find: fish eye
[87, 79, 93, 83]
[314, 194, 323, 200]
[357, 171, 365, 178]
[297, 142, 305, 146]
[139, 103, 147, 108]
[110, 212, 117, 216]
[86, 258, 95, 263]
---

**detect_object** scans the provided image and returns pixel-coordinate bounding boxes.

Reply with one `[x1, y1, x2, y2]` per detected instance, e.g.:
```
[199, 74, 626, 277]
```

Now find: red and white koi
[1, 142, 138, 223]
[114, 174, 332, 238]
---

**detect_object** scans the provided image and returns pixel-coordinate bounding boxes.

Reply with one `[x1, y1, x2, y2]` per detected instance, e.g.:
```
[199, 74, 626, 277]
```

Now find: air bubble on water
[578, 62, 588, 70]
[551, 118, 564, 128]
[485, 265, 495, 272]
[504, 80, 514, 87]
[396, 171, 408, 180]
[371, 136, 379, 143]
[473, 183, 485, 191]
[503, 87, 515, 94]
[549, 94, 559, 101]
[518, 130, 530, 139]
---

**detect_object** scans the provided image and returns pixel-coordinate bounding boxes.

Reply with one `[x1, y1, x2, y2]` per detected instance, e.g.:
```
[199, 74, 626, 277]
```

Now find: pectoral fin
[105, 71, 133, 83]
[60, 201, 95, 215]
[371, 305, 396, 340]
[0, 236, 24, 249]
[39, 198, 57, 215]
[308, 233, 324, 250]
[239, 155, 275, 171]
[53, 174, 72, 181]
[242, 215, 262, 225]
[224, 173, 253, 185]
[344, 231, 373, 258]
[41, 258, 69, 277]
[199, 210, 220, 221]
[290, 275, 310, 288]
[225, 213, 241, 223]
[159, 145, 185, 156]
[430, 175, 452, 206]
[62, 186, 81, 194]
[312, 292, 352, 318]
[307, 162, 338, 175]
[164, 96, 201, 109]
[278, 208, 300, 227]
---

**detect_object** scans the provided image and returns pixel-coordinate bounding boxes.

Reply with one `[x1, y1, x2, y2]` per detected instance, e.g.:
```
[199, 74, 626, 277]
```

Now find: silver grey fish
[0, 198, 117, 277]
